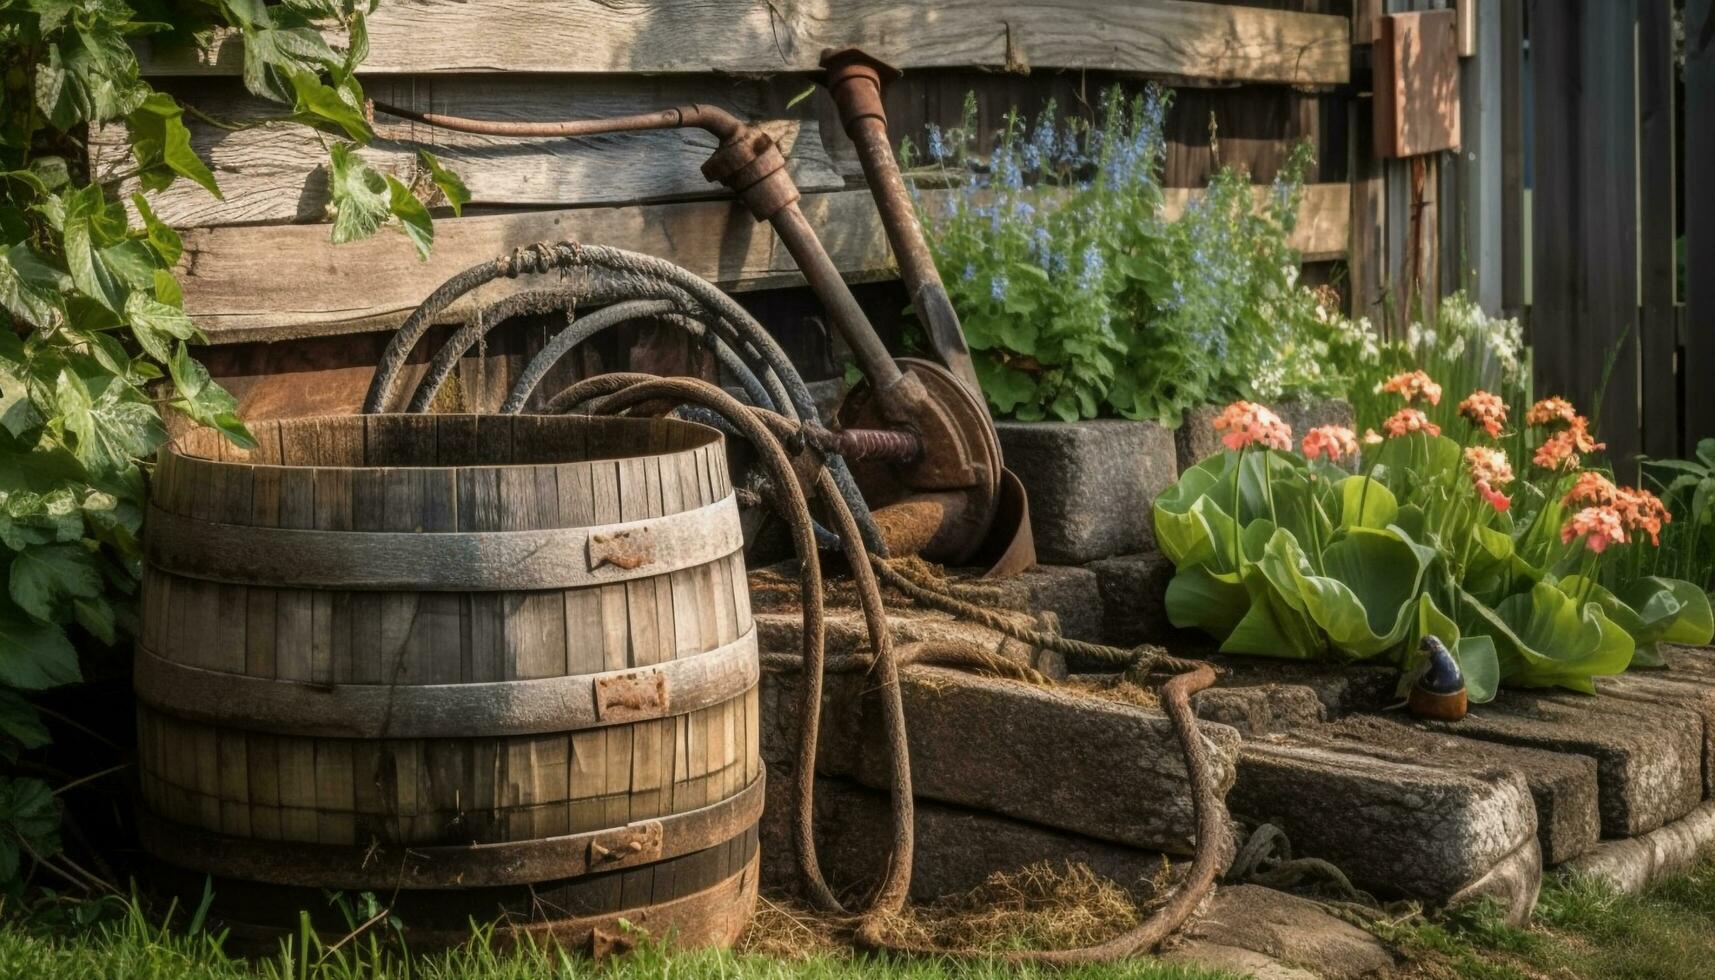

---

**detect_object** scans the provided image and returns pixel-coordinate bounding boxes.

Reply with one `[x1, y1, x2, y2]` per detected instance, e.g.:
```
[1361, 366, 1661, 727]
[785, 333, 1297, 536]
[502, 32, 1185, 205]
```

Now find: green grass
[0, 896, 1233, 980]
[1373, 857, 1715, 979]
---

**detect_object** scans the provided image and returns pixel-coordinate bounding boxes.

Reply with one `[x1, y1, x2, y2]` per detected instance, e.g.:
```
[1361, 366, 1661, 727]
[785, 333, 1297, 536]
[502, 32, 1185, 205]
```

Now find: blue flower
[927, 125, 948, 162]
[1078, 244, 1105, 291]
[962, 263, 977, 283]
[990, 273, 1009, 303]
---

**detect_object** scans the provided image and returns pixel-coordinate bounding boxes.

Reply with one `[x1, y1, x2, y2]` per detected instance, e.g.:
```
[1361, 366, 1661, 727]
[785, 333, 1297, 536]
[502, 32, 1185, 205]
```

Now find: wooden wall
[110, 0, 1361, 419]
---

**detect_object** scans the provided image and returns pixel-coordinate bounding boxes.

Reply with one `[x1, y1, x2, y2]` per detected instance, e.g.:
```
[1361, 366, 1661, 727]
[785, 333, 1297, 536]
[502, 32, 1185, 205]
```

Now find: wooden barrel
[134, 414, 760, 949]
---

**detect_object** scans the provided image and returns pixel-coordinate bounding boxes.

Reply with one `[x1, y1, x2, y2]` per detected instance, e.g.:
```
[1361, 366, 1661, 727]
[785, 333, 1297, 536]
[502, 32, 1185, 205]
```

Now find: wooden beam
[91, 76, 842, 227]
[136, 0, 1349, 86]
[179, 183, 1350, 344]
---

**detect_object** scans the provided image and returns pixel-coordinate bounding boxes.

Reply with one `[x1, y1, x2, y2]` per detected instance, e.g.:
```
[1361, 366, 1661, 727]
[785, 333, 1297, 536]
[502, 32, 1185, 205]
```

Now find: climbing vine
[0, 0, 463, 893]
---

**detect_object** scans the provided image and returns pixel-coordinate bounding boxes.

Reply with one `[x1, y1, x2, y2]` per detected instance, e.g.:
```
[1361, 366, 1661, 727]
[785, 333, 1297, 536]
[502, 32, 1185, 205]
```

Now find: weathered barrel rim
[137, 773, 764, 889]
[134, 628, 759, 738]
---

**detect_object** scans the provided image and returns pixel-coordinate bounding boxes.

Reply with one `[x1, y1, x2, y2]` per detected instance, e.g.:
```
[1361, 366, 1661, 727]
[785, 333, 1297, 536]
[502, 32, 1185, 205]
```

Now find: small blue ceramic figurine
[1407, 635, 1468, 721]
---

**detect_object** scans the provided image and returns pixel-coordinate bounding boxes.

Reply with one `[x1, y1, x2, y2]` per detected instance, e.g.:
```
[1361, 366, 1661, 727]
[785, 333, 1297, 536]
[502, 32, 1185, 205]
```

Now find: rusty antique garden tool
[370, 64, 1036, 572]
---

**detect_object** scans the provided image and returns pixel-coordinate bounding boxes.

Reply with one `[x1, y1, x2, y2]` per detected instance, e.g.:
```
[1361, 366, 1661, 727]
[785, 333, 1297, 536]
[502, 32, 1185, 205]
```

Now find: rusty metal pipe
[370, 98, 916, 412]
[820, 49, 981, 400]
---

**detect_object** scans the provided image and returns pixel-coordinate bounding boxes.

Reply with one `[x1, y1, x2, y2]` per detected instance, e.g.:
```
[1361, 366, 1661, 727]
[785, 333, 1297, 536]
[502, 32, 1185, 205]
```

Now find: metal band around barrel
[142, 494, 741, 591]
[134, 628, 757, 738]
[137, 772, 764, 890]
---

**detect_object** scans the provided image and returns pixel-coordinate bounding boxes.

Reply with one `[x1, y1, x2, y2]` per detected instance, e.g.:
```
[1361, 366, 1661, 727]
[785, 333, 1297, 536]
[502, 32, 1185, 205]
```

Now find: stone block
[1417, 691, 1704, 837]
[1088, 551, 1176, 648]
[972, 563, 1105, 641]
[1210, 657, 1400, 717]
[1317, 715, 1600, 866]
[1561, 801, 1715, 894]
[994, 419, 1177, 564]
[764, 665, 1241, 855]
[1177, 398, 1356, 473]
[1230, 739, 1539, 903]
[757, 774, 1185, 901]
[1166, 885, 1398, 979]
[1599, 672, 1715, 795]
[1193, 684, 1327, 736]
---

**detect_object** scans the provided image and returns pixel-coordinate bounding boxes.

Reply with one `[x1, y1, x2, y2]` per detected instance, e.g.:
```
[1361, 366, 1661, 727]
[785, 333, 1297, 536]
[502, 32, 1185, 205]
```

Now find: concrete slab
[1598, 672, 1715, 796]
[1193, 684, 1328, 736]
[1415, 691, 1704, 837]
[1317, 715, 1601, 866]
[1229, 738, 1539, 907]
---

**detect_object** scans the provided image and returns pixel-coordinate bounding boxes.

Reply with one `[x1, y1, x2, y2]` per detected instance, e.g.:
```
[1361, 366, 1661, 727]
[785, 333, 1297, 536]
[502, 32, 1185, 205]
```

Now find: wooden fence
[1471, 0, 1712, 472]
[110, 0, 1362, 420]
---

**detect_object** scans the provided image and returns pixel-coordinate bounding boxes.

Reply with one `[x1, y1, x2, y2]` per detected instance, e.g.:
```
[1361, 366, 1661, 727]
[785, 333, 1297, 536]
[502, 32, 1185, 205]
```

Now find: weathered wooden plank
[1639, 0, 1680, 458]
[179, 184, 1351, 343]
[135, 0, 1349, 86]
[1686, 0, 1715, 444]
[90, 76, 843, 228]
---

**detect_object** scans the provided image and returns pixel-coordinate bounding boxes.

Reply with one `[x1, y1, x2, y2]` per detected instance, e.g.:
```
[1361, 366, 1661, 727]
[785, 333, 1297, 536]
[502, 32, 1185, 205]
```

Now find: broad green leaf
[61, 217, 127, 313]
[1254, 526, 1429, 660]
[0, 775, 63, 884]
[9, 543, 103, 623]
[417, 150, 469, 216]
[1337, 474, 1397, 529]
[127, 92, 222, 198]
[1221, 562, 1326, 659]
[54, 369, 167, 473]
[0, 599, 81, 690]
[386, 176, 433, 259]
[1463, 582, 1635, 694]
[328, 143, 391, 244]
[72, 594, 117, 645]
[1567, 575, 1715, 669]
[1164, 563, 1250, 644]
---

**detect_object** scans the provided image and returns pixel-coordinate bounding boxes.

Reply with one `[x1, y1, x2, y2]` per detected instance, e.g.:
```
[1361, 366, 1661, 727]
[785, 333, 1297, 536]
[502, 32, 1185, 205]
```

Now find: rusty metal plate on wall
[1374, 10, 1462, 158]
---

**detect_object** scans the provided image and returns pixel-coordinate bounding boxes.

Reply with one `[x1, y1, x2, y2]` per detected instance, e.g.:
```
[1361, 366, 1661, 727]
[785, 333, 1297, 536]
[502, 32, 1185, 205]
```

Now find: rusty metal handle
[820, 48, 982, 400]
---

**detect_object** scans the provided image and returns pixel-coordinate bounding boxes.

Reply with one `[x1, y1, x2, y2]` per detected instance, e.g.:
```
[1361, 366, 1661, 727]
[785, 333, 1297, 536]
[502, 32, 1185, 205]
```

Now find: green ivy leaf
[385, 176, 433, 259]
[0, 599, 81, 690]
[417, 150, 469, 216]
[0, 691, 50, 753]
[127, 92, 223, 198]
[0, 244, 70, 329]
[132, 194, 183, 265]
[288, 69, 373, 141]
[327, 143, 391, 244]
[124, 292, 201, 361]
[9, 544, 102, 623]
[54, 369, 167, 474]
[167, 344, 256, 448]
[0, 775, 64, 887]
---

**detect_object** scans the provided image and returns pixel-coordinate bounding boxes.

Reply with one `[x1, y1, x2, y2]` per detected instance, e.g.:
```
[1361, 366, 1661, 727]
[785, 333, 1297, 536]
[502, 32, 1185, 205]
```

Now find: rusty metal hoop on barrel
[133, 413, 760, 950]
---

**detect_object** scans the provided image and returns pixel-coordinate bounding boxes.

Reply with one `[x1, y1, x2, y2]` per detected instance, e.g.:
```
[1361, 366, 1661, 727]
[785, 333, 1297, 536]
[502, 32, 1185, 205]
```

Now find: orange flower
[1561, 506, 1628, 554]
[1464, 447, 1514, 513]
[1464, 447, 1515, 487]
[1567, 416, 1605, 454]
[1613, 487, 1671, 546]
[1211, 400, 1292, 452]
[1562, 471, 1619, 509]
[1532, 430, 1582, 471]
[1301, 425, 1359, 462]
[1379, 370, 1444, 406]
[1457, 390, 1509, 438]
[1526, 396, 1579, 428]
[1382, 408, 1441, 438]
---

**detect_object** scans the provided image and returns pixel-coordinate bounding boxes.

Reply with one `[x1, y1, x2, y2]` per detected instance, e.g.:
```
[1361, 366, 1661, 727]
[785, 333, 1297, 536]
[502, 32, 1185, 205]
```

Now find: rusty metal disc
[837, 358, 1003, 565]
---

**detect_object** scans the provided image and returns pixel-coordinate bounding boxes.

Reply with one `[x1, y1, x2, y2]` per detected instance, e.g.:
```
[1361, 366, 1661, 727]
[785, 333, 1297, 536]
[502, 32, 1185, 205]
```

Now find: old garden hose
[554, 369, 1228, 960]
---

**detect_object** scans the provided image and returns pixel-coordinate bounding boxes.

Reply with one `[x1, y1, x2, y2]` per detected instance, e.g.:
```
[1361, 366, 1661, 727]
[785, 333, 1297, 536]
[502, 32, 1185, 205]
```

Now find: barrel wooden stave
[136, 414, 759, 943]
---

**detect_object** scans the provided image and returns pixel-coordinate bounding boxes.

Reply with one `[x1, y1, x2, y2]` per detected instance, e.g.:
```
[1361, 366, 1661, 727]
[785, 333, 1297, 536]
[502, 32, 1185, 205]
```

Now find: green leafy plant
[1, 0, 462, 895]
[1154, 384, 1713, 700]
[906, 88, 1353, 424]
